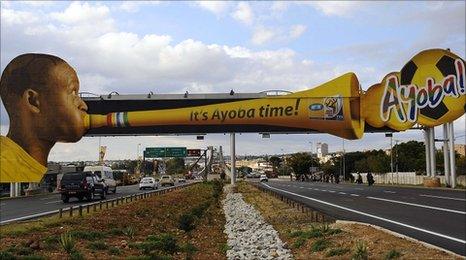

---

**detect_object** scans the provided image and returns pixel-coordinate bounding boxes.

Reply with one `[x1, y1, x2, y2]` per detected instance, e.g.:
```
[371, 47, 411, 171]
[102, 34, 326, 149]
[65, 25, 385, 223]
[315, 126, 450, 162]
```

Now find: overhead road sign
[144, 147, 187, 158]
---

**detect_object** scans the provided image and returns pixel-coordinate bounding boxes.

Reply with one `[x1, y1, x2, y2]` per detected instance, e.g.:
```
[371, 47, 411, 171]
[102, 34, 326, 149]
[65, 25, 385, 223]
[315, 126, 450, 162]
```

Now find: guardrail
[250, 182, 334, 223]
[0, 182, 198, 226]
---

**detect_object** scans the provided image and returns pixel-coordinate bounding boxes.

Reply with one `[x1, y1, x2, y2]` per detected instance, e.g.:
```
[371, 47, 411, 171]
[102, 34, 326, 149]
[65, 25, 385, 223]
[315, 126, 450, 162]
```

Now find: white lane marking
[420, 194, 466, 202]
[338, 192, 347, 195]
[354, 188, 363, 190]
[321, 189, 327, 192]
[307, 188, 313, 190]
[350, 194, 360, 197]
[314, 188, 320, 191]
[299, 187, 305, 189]
[367, 197, 466, 215]
[328, 190, 336, 193]
[262, 183, 466, 245]
[384, 190, 396, 194]
[44, 200, 63, 205]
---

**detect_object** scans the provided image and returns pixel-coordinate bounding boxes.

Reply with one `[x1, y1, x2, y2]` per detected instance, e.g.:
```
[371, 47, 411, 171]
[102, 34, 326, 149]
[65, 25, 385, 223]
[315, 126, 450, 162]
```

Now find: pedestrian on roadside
[367, 172, 375, 186]
[356, 172, 363, 184]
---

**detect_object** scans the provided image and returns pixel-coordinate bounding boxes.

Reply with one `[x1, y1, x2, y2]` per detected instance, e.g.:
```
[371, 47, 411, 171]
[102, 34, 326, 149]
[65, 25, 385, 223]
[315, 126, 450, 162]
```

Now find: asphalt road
[258, 180, 466, 256]
[0, 181, 192, 224]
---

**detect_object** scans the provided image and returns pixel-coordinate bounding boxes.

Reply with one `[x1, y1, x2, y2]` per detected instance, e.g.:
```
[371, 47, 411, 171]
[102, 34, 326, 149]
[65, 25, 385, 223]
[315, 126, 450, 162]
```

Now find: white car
[139, 177, 159, 190]
[84, 166, 117, 194]
[260, 174, 268, 182]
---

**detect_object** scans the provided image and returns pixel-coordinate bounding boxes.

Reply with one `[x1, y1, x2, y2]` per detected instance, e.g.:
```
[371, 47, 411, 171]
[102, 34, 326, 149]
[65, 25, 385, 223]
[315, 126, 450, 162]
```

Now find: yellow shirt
[0, 136, 47, 183]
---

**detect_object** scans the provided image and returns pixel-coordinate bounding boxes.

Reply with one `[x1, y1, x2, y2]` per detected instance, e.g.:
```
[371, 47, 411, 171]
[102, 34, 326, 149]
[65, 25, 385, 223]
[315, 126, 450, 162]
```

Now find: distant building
[455, 144, 465, 156]
[316, 142, 328, 158]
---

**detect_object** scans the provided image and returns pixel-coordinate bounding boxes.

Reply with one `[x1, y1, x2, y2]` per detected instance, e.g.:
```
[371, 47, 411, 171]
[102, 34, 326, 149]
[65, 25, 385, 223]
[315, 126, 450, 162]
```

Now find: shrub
[69, 250, 84, 260]
[385, 249, 401, 259]
[178, 213, 196, 232]
[293, 237, 306, 248]
[219, 243, 230, 254]
[21, 255, 46, 260]
[352, 241, 368, 260]
[326, 247, 350, 257]
[0, 251, 16, 260]
[139, 233, 178, 255]
[70, 230, 106, 241]
[87, 241, 109, 250]
[311, 238, 330, 252]
[108, 247, 122, 255]
[123, 226, 136, 239]
[59, 232, 75, 254]
[108, 228, 125, 236]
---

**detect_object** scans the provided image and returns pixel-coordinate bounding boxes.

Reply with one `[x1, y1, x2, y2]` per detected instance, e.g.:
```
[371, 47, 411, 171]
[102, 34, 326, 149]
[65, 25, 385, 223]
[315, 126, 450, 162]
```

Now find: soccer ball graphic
[400, 49, 465, 127]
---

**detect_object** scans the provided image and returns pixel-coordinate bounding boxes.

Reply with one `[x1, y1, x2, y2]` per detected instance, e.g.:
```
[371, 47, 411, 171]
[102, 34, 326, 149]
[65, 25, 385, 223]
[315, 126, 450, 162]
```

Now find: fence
[351, 172, 466, 186]
[0, 182, 197, 226]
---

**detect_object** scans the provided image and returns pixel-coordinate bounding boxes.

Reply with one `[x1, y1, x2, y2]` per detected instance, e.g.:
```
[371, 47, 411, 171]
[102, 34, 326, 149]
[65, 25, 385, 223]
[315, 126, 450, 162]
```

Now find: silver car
[139, 177, 159, 190]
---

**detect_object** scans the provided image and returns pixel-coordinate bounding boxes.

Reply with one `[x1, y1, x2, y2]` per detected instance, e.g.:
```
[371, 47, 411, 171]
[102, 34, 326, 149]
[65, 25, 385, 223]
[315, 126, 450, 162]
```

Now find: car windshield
[161, 176, 169, 179]
[142, 178, 153, 181]
[62, 173, 84, 181]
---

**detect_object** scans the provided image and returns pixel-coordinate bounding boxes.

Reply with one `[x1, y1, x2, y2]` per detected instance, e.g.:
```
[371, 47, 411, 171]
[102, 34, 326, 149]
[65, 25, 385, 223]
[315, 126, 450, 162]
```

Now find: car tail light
[81, 179, 88, 190]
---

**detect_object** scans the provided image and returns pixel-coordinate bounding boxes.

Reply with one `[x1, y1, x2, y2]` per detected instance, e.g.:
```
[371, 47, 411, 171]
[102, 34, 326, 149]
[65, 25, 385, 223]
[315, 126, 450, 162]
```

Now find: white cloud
[251, 26, 275, 45]
[308, 1, 361, 17]
[289, 24, 306, 39]
[117, 1, 161, 13]
[231, 2, 253, 25]
[271, 2, 288, 13]
[195, 1, 231, 16]
[51, 2, 110, 24]
[1, 8, 39, 25]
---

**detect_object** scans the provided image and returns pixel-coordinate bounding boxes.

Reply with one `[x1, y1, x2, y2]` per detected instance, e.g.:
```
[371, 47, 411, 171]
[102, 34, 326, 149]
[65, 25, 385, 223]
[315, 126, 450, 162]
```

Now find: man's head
[0, 53, 88, 143]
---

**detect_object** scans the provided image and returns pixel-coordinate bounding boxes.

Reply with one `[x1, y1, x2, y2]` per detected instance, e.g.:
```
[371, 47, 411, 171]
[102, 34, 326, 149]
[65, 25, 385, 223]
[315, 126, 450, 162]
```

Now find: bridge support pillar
[429, 127, 436, 177]
[424, 128, 431, 176]
[448, 122, 456, 188]
[230, 133, 236, 186]
[442, 124, 451, 187]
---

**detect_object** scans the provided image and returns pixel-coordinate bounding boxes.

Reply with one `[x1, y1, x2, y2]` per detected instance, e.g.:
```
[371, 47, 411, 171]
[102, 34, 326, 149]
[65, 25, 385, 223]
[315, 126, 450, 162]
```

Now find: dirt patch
[238, 181, 459, 259]
[0, 181, 227, 260]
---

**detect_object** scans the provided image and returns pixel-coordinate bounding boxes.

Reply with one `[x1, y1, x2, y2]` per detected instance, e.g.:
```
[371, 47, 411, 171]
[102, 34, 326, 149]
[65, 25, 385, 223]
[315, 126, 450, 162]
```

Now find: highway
[258, 180, 466, 256]
[0, 182, 192, 225]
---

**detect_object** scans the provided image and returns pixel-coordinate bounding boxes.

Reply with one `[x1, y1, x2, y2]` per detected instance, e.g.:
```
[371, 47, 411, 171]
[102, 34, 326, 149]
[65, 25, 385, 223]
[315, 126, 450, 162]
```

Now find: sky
[0, 1, 465, 161]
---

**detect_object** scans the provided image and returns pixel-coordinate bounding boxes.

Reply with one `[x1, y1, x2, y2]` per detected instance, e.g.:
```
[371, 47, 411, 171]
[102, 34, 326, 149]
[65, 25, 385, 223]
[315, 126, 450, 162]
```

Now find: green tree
[166, 158, 185, 175]
[457, 155, 466, 175]
[286, 153, 319, 180]
[277, 165, 292, 176]
[268, 156, 282, 173]
[394, 141, 426, 173]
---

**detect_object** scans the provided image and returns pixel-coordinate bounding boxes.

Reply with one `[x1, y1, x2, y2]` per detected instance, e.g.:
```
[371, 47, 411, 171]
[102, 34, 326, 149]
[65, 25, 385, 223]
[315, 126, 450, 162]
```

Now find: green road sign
[144, 147, 187, 158]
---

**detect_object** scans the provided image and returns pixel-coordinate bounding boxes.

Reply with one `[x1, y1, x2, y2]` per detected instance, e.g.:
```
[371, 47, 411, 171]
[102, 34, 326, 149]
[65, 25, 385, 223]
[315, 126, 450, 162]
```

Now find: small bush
[385, 249, 401, 259]
[0, 251, 16, 260]
[123, 226, 136, 239]
[108, 228, 125, 236]
[70, 230, 106, 241]
[326, 247, 350, 257]
[139, 233, 178, 255]
[352, 241, 368, 260]
[59, 232, 75, 254]
[87, 241, 109, 250]
[69, 250, 84, 260]
[311, 238, 330, 252]
[108, 247, 122, 255]
[293, 237, 306, 248]
[7, 246, 33, 256]
[21, 255, 46, 260]
[178, 213, 196, 232]
[219, 243, 230, 254]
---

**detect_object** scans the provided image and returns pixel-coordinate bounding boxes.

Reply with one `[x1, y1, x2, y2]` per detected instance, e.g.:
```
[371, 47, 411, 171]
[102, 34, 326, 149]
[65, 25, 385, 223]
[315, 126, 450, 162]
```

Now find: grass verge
[0, 181, 227, 259]
[238, 181, 458, 259]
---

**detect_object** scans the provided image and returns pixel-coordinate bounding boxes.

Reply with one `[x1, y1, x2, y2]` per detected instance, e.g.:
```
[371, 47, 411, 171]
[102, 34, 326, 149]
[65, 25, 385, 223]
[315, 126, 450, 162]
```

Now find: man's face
[39, 63, 88, 142]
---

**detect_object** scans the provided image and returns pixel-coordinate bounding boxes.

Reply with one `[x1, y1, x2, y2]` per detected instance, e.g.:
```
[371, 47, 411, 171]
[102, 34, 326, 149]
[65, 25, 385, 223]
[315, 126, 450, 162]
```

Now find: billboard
[1, 49, 464, 183]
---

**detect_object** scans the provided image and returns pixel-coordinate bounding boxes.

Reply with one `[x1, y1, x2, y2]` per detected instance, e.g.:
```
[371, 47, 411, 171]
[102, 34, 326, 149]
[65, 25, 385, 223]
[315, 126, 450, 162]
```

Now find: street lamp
[137, 143, 142, 160]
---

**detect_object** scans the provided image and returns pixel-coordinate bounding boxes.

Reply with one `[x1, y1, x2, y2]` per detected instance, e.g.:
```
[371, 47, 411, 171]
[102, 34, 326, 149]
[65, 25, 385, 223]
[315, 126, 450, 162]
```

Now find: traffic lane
[266, 182, 466, 240]
[0, 182, 189, 223]
[268, 181, 466, 212]
[262, 182, 466, 256]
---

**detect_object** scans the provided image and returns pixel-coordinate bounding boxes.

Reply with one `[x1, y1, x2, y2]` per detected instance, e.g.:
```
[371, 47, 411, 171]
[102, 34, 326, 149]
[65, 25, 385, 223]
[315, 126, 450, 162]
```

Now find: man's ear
[22, 89, 41, 114]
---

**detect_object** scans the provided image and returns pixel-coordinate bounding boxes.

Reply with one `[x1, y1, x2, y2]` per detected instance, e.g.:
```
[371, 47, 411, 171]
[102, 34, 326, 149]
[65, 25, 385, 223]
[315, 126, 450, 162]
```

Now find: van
[83, 166, 117, 193]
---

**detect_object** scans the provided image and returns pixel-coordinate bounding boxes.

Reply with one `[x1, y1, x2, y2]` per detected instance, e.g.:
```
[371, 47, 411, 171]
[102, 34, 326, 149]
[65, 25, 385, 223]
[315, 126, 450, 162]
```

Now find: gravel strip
[223, 185, 293, 260]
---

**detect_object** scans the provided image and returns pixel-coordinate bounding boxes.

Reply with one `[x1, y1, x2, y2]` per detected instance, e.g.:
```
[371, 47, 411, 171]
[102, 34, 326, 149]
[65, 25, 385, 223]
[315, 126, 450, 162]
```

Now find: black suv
[60, 172, 106, 203]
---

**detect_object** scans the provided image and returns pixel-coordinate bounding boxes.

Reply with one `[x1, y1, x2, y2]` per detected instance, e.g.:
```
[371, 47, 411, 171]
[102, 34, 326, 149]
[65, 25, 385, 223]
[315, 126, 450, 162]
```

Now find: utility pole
[342, 139, 345, 180]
